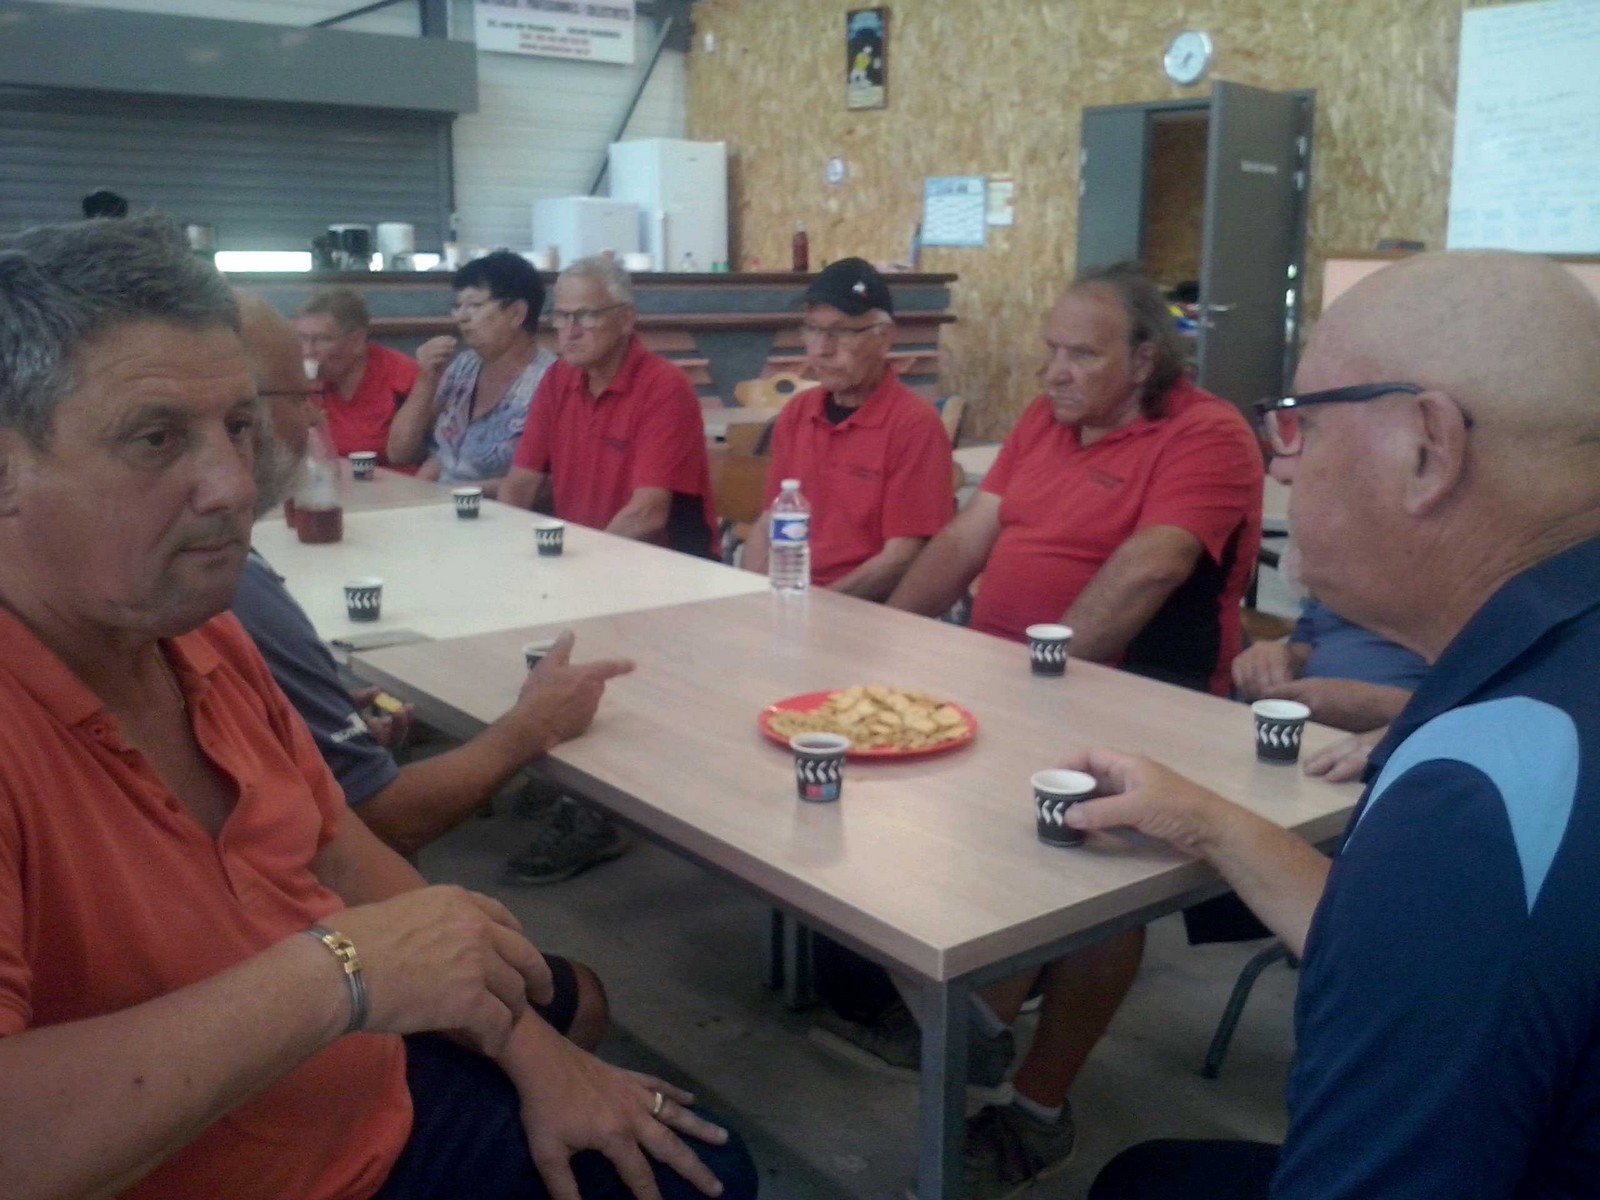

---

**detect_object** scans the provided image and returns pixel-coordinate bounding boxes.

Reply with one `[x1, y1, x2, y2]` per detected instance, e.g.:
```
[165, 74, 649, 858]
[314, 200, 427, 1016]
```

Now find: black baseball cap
[801, 257, 893, 317]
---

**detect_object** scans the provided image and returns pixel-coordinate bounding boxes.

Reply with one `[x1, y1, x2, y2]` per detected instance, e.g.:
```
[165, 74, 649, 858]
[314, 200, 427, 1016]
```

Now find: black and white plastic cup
[791, 733, 851, 803]
[453, 486, 483, 519]
[1026, 623, 1073, 677]
[534, 518, 566, 557]
[349, 451, 378, 481]
[344, 577, 384, 623]
[522, 638, 558, 670]
[1033, 768, 1097, 846]
[1253, 699, 1311, 763]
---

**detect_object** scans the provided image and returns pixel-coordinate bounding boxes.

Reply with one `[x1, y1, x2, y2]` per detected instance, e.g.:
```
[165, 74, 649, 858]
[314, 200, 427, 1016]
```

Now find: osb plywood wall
[687, 0, 1460, 440]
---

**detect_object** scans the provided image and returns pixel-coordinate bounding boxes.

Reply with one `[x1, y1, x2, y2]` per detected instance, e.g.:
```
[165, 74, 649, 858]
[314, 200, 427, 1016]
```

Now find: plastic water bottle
[769, 478, 811, 596]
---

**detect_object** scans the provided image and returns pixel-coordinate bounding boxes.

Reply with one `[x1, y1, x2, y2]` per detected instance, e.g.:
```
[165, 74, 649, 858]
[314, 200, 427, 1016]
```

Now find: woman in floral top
[387, 250, 555, 495]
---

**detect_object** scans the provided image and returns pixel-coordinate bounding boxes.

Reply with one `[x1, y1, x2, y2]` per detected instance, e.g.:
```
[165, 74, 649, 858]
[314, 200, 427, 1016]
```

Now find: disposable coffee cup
[350, 451, 377, 481]
[522, 638, 558, 670]
[344, 577, 384, 623]
[791, 733, 851, 803]
[1253, 700, 1311, 763]
[1033, 768, 1097, 847]
[534, 518, 566, 557]
[453, 486, 483, 519]
[1026, 624, 1073, 677]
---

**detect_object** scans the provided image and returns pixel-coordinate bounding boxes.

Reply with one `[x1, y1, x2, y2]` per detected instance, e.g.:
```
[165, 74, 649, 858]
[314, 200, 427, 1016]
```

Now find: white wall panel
[454, 24, 686, 251]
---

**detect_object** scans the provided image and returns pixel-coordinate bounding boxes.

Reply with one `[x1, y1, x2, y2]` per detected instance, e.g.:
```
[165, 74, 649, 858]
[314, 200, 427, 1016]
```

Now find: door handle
[1203, 302, 1236, 314]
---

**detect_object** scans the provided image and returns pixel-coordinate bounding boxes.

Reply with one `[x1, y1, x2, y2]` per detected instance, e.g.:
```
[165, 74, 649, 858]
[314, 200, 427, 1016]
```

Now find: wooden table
[353, 588, 1358, 1200]
[252, 500, 769, 643]
[332, 464, 455, 512]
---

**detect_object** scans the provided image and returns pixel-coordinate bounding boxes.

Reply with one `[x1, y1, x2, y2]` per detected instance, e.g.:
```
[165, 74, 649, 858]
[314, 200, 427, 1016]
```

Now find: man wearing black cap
[743, 258, 954, 599]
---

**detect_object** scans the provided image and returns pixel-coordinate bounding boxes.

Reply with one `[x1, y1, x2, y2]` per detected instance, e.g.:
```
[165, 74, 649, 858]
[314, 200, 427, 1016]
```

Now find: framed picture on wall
[847, 8, 888, 110]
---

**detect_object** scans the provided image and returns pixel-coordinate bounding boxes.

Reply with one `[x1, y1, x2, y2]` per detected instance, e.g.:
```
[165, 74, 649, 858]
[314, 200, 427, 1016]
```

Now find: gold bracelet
[305, 924, 368, 1034]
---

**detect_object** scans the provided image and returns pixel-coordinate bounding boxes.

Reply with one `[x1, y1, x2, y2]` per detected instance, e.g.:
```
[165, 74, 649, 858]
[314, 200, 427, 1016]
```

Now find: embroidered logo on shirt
[846, 464, 883, 482]
[602, 436, 630, 453]
[1088, 469, 1125, 490]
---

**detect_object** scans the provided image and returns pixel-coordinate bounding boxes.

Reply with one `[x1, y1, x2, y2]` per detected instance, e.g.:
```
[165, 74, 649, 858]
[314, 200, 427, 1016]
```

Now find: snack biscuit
[767, 685, 971, 752]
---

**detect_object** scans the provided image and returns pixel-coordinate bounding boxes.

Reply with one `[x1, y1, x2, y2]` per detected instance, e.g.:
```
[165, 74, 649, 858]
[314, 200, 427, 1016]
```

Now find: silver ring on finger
[651, 1089, 667, 1118]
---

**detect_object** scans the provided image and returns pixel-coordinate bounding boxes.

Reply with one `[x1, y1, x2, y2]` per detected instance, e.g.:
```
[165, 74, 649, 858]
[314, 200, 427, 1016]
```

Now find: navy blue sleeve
[1273, 759, 1558, 1198]
[232, 556, 400, 807]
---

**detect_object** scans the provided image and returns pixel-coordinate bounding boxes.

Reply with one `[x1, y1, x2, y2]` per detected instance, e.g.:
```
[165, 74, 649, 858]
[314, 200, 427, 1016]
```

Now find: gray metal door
[1076, 106, 1149, 270]
[1196, 81, 1311, 412]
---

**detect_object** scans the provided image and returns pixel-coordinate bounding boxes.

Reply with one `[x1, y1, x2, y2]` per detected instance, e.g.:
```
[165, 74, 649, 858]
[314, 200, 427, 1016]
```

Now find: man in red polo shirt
[840, 265, 1263, 1193]
[502, 256, 716, 559]
[891, 263, 1263, 695]
[501, 256, 719, 883]
[742, 258, 952, 599]
[295, 287, 419, 468]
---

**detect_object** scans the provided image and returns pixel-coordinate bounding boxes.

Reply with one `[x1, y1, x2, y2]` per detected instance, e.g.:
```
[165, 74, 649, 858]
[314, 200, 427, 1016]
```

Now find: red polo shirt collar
[801, 367, 901, 430]
[0, 605, 222, 730]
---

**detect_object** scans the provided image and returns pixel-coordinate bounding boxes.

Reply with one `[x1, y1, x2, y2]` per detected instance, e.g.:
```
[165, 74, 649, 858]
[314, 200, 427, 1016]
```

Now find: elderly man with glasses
[741, 257, 954, 599]
[502, 256, 717, 560]
[500, 256, 718, 885]
[1074, 250, 1600, 1199]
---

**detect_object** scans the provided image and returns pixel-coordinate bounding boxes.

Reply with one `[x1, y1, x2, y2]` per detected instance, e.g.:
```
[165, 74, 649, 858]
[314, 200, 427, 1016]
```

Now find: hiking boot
[808, 1001, 1016, 1093]
[907, 1101, 1077, 1200]
[503, 798, 627, 885]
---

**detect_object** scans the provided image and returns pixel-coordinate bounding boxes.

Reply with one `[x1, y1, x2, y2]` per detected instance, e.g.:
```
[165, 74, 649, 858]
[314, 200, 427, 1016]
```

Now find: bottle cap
[781, 478, 800, 490]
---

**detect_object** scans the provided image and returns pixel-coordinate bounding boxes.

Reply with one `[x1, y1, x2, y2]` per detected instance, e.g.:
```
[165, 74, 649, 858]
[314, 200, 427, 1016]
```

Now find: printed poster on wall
[475, 0, 636, 64]
[922, 177, 987, 247]
[846, 8, 888, 110]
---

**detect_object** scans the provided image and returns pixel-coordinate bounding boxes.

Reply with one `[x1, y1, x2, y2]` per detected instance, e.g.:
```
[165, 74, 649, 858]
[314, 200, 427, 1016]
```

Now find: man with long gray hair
[0, 216, 755, 1200]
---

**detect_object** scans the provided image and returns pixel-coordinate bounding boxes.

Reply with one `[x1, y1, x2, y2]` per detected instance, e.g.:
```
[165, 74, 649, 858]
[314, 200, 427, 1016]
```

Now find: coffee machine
[324, 224, 373, 271]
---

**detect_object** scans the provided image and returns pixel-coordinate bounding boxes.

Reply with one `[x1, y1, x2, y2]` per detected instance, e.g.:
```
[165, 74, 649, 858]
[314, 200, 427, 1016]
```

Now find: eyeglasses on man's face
[799, 320, 888, 346]
[550, 303, 628, 330]
[1254, 382, 1436, 457]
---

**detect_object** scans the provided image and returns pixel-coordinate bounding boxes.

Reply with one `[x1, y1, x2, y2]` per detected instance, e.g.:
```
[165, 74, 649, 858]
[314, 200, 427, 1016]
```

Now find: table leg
[914, 978, 967, 1200]
[781, 915, 816, 1009]
[765, 909, 817, 1009]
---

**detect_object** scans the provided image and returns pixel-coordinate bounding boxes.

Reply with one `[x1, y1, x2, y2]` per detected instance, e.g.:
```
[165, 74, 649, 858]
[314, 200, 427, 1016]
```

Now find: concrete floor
[408, 565, 1307, 1199]
[419, 806, 1298, 1200]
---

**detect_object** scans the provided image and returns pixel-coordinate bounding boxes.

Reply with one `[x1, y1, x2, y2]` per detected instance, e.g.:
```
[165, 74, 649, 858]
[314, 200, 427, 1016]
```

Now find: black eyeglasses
[1254, 382, 1438, 456]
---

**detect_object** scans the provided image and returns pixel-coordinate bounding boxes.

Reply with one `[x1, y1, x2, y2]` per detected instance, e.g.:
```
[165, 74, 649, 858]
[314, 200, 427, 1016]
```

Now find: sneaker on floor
[906, 1101, 1076, 1200]
[808, 1001, 1016, 1093]
[503, 799, 627, 885]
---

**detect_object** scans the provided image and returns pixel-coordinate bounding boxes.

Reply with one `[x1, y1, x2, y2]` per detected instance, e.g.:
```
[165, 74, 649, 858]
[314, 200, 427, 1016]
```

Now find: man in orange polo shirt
[742, 258, 953, 599]
[503, 256, 717, 559]
[296, 286, 419, 468]
[0, 217, 755, 1200]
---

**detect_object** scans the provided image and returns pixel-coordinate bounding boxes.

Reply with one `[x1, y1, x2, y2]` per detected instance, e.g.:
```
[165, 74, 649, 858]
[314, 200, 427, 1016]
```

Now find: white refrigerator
[607, 138, 729, 272]
[530, 197, 640, 268]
